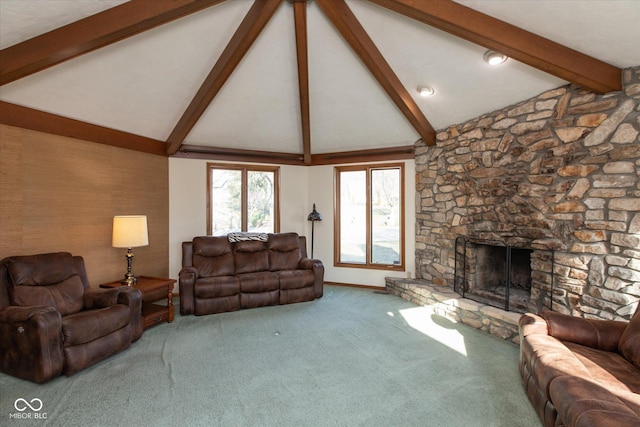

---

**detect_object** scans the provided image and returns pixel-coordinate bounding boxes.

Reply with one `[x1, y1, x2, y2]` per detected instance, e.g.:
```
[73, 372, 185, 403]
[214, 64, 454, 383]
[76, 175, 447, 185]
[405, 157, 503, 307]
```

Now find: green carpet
[1, 285, 540, 426]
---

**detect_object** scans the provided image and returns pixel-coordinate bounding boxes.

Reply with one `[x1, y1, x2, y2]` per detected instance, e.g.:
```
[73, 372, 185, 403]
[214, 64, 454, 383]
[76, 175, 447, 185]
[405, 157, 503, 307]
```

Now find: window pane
[247, 171, 274, 233]
[371, 168, 401, 265]
[211, 169, 241, 236]
[340, 170, 366, 264]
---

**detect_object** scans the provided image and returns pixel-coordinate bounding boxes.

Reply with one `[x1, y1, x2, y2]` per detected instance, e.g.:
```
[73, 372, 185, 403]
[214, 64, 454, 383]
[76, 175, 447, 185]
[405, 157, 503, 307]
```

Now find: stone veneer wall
[415, 66, 640, 321]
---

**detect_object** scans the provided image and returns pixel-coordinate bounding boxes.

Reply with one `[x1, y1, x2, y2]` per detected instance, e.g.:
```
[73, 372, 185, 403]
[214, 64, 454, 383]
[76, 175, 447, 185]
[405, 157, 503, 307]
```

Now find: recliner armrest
[179, 266, 198, 315]
[541, 310, 627, 352]
[519, 312, 549, 338]
[299, 258, 322, 270]
[0, 305, 64, 383]
[0, 305, 58, 323]
[299, 258, 324, 299]
[115, 286, 143, 342]
[84, 287, 121, 309]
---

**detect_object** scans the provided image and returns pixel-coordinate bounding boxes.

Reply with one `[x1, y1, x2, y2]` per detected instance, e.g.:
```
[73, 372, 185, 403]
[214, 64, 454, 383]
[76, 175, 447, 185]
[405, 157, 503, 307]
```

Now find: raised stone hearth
[386, 277, 521, 343]
[415, 66, 640, 321]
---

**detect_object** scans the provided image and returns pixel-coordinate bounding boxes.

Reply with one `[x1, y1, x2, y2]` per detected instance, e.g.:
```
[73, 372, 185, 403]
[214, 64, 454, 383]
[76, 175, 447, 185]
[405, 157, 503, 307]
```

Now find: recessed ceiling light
[418, 86, 435, 97]
[483, 50, 508, 65]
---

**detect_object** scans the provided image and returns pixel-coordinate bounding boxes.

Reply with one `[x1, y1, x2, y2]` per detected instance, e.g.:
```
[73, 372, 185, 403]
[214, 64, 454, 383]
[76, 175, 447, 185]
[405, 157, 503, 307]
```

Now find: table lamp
[112, 215, 148, 286]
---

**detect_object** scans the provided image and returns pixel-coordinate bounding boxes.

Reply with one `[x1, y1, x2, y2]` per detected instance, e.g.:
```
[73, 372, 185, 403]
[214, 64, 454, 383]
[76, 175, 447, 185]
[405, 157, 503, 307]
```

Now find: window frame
[206, 162, 280, 236]
[334, 163, 405, 271]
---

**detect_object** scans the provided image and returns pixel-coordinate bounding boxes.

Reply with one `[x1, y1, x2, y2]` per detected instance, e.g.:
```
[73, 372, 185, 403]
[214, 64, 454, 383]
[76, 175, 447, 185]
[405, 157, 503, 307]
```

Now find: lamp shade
[112, 215, 149, 248]
[307, 204, 322, 222]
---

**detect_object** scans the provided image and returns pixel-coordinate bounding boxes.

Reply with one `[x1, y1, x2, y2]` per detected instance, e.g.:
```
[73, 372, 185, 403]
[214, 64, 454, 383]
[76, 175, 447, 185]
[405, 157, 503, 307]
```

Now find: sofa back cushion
[233, 240, 269, 274]
[193, 237, 235, 277]
[7, 252, 85, 316]
[619, 304, 640, 368]
[268, 233, 302, 271]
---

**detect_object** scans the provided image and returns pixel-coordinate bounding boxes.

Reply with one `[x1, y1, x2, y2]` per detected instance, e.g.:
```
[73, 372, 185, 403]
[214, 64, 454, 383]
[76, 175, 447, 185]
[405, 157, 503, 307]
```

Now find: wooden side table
[101, 276, 175, 330]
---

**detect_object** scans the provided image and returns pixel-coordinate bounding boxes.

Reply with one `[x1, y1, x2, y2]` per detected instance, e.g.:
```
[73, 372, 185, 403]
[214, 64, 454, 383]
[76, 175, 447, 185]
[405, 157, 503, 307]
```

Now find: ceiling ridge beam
[316, 0, 436, 145]
[166, 0, 283, 155]
[293, 1, 312, 164]
[0, 102, 167, 156]
[0, 0, 227, 86]
[366, 0, 622, 93]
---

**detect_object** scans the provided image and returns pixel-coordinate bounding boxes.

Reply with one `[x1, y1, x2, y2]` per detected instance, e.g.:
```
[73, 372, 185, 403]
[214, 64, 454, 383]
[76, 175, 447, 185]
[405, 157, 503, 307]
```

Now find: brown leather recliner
[0, 252, 143, 383]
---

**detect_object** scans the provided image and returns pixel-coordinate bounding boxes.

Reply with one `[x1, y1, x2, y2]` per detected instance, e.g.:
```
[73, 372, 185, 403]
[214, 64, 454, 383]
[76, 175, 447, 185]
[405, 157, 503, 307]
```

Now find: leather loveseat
[0, 252, 143, 383]
[179, 232, 323, 316]
[519, 306, 640, 427]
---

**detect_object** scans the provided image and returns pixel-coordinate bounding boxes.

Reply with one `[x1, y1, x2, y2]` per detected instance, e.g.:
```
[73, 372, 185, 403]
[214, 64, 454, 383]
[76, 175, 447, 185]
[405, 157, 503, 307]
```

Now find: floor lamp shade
[112, 215, 149, 248]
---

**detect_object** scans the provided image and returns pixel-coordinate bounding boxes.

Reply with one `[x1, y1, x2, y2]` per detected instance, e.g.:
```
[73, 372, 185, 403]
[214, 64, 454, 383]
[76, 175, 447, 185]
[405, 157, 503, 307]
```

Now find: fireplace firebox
[454, 238, 551, 313]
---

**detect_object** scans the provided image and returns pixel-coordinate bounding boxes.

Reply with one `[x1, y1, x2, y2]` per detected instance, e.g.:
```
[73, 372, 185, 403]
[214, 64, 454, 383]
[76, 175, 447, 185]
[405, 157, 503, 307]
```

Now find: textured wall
[0, 124, 169, 286]
[415, 66, 640, 320]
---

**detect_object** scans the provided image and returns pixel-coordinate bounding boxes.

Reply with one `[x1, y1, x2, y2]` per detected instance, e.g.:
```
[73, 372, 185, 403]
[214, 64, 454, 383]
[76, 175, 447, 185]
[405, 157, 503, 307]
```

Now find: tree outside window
[207, 163, 279, 236]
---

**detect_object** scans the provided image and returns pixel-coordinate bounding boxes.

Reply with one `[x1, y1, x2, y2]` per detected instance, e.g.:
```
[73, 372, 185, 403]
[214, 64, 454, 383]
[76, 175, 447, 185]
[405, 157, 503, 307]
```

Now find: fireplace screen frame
[454, 237, 554, 313]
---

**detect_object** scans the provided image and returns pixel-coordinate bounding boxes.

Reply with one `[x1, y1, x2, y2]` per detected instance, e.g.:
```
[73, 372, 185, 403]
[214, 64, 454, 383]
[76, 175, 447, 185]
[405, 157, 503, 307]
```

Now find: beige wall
[0, 124, 169, 286]
[169, 157, 415, 288]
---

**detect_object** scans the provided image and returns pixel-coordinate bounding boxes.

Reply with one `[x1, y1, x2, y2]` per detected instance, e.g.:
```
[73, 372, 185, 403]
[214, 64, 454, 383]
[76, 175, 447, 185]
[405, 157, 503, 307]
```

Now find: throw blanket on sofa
[227, 232, 268, 243]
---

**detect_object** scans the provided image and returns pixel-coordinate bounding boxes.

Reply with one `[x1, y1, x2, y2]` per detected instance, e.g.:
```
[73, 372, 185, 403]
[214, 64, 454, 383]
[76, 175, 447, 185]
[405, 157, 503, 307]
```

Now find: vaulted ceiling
[1, 0, 639, 165]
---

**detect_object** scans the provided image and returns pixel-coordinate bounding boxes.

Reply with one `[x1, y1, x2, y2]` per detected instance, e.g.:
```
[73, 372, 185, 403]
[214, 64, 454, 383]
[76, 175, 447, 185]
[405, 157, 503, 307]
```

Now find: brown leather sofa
[519, 306, 640, 427]
[179, 232, 323, 316]
[0, 252, 143, 383]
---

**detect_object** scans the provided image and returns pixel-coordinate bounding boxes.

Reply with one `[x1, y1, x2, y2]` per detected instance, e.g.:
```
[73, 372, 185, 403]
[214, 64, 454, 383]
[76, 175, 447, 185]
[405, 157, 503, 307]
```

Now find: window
[207, 163, 279, 236]
[335, 163, 404, 270]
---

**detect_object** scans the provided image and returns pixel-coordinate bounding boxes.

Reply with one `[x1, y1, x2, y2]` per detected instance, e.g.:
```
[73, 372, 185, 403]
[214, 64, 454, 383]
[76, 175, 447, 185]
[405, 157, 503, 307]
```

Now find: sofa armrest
[179, 266, 198, 315]
[519, 312, 549, 338]
[541, 310, 627, 352]
[300, 258, 324, 298]
[0, 306, 64, 383]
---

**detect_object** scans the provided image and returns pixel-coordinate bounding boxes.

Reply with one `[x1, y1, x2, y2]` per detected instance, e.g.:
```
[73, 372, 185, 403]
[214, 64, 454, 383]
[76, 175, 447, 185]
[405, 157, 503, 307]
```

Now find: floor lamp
[307, 204, 322, 258]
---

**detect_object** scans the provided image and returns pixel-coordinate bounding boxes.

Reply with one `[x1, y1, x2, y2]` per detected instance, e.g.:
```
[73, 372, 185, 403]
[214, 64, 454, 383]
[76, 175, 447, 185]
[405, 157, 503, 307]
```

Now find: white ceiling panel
[186, 2, 302, 153]
[1, 1, 252, 141]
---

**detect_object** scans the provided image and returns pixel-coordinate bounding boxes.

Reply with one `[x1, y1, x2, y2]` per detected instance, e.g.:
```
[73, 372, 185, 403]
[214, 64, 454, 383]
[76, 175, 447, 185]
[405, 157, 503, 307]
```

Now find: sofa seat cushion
[237, 272, 278, 293]
[62, 305, 130, 346]
[550, 375, 640, 427]
[521, 334, 591, 399]
[564, 341, 640, 394]
[277, 270, 314, 290]
[194, 276, 240, 298]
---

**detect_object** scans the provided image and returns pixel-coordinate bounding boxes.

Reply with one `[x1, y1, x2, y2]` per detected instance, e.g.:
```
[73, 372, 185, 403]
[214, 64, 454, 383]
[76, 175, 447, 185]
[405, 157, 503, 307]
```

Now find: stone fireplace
[414, 66, 640, 322]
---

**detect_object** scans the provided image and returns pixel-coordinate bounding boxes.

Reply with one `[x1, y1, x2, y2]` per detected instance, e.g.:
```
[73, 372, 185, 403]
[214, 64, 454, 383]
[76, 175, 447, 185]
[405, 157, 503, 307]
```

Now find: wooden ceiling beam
[367, 0, 622, 93]
[0, 102, 167, 156]
[166, 0, 283, 155]
[293, 1, 312, 164]
[0, 0, 227, 86]
[316, 0, 436, 145]
[176, 143, 414, 165]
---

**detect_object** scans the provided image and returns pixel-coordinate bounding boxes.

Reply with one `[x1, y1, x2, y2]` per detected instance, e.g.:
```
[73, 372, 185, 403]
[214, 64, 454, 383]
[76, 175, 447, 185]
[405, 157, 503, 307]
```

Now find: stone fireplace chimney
[415, 66, 640, 321]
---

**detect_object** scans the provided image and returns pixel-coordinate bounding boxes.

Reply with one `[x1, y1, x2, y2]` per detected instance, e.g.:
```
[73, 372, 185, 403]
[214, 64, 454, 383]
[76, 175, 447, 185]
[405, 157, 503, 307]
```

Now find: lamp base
[120, 248, 137, 286]
[120, 273, 137, 287]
